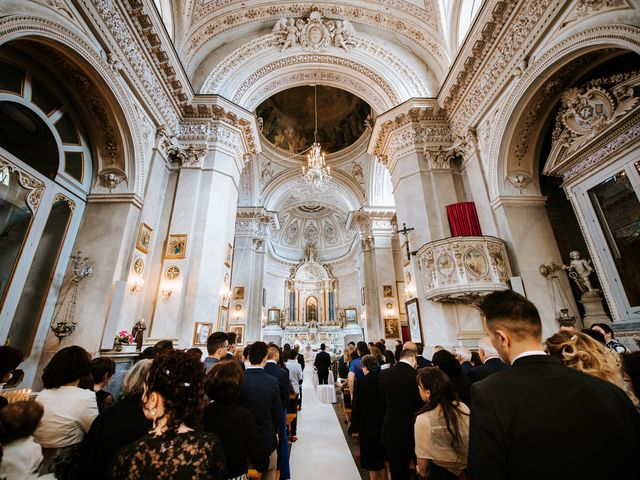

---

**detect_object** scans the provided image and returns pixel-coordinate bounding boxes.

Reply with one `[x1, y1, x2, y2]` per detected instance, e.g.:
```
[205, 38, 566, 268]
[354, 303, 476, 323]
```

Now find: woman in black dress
[350, 354, 386, 480]
[203, 360, 269, 480]
[108, 350, 226, 479]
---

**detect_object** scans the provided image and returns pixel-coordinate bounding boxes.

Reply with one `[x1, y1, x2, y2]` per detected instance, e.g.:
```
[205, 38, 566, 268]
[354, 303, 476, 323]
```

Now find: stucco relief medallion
[164, 265, 181, 280]
[133, 258, 144, 275]
[464, 248, 489, 278]
[437, 254, 455, 277]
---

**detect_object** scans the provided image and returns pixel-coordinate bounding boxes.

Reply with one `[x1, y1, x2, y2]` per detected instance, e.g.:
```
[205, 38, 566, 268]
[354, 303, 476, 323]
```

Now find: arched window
[0, 49, 91, 354]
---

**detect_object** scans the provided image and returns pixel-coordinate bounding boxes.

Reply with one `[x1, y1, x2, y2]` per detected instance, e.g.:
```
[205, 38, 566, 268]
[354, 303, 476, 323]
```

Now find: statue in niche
[304, 243, 318, 262]
[563, 250, 596, 295]
[352, 161, 364, 185]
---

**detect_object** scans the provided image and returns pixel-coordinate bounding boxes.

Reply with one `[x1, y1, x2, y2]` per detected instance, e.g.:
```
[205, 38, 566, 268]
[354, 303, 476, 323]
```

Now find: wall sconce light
[161, 286, 174, 298]
[130, 279, 144, 292]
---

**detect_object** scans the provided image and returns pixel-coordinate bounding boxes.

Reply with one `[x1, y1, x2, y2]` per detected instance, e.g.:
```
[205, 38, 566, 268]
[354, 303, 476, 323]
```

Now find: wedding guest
[454, 347, 473, 374]
[545, 332, 635, 401]
[285, 349, 303, 441]
[470, 351, 481, 368]
[467, 337, 508, 383]
[350, 355, 386, 480]
[34, 346, 98, 475]
[432, 349, 471, 406]
[379, 349, 422, 480]
[239, 342, 282, 480]
[415, 368, 470, 480]
[186, 347, 203, 361]
[558, 320, 576, 333]
[382, 350, 396, 369]
[415, 343, 433, 369]
[89, 357, 115, 412]
[108, 350, 226, 479]
[0, 401, 54, 479]
[338, 344, 354, 379]
[203, 361, 269, 479]
[140, 346, 159, 360]
[153, 340, 173, 352]
[0, 345, 24, 409]
[348, 342, 370, 398]
[78, 360, 153, 479]
[468, 290, 640, 480]
[591, 323, 627, 353]
[204, 332, 230, 372]
[622, 352, 640, 405]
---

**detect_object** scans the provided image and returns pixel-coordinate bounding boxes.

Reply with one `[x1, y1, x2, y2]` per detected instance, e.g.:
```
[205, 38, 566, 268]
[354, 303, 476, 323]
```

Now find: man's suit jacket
[467, 357, 508, 383]
[416, 355, 432, 369]
[239, 368, 283, 453]
[379, 361, 423, 453]
[314, 351, 332, 374]
[225, 352, 246, 371]
[264, 361, 291, 409]
[469, 355, 640, 480]
[460, 361, 473, 375]
[296, 353, 305, 371]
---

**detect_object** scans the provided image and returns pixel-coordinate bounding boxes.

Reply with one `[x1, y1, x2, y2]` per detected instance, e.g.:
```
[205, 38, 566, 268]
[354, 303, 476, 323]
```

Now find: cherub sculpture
[562, 250, 595, 294]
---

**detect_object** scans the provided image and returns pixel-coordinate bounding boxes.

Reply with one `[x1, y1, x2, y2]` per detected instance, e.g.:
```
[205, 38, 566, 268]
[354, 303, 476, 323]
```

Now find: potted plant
[114, 330, 135, 352]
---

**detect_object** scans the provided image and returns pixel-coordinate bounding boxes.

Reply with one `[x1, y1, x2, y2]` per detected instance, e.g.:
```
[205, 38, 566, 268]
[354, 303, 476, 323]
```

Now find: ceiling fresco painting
[256, 85, 371, 154]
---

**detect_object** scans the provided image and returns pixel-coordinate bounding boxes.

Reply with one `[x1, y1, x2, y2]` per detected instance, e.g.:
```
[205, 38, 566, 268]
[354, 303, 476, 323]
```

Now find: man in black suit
[379, 349, 423, 480]
[469, 290, 640, 480]
[264, 344, 292, 409]
[239, 341, 282, 480]
[225, 331, 245, 371]
[467, 336, 508, 382]
[314, 343, 332, 384]
[403, 341, 432, 369]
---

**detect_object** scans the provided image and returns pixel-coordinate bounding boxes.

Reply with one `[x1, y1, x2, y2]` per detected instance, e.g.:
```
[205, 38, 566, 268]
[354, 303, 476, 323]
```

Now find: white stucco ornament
[272, 8, 357, 53]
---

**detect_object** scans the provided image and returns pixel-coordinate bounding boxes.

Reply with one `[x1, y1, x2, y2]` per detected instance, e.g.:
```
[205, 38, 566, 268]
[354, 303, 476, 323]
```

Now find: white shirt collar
[512, 350, 547, 363]
[266, 360, 277, 364]
[246, 365, 263, 369]
[483, 355, 500, 363]
[399, 359, 414, 367]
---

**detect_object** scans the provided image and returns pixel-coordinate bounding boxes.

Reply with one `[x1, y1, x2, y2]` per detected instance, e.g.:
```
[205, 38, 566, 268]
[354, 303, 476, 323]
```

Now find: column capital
[367, 98, 453, 170]
[346, 208, 375, 251]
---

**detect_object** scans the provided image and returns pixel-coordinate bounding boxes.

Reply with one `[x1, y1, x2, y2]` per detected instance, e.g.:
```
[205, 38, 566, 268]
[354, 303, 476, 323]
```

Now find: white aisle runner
[289, 361, 361, 479]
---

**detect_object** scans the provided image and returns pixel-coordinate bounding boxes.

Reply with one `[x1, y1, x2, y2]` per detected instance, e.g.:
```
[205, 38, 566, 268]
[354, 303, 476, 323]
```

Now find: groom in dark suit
[468, 290, 640, 480]
[314, 343, 332, 384]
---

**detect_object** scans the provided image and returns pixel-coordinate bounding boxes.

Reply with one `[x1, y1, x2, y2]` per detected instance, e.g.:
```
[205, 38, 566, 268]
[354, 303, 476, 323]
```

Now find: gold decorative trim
[53, 192, 76, 211]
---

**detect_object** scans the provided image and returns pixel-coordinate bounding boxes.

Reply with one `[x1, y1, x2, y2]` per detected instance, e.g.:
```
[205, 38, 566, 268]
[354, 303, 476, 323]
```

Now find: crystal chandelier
[302, 85, 331, 191]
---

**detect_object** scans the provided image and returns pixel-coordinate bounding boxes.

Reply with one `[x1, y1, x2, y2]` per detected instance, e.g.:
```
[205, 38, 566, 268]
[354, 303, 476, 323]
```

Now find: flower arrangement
[115, 330, 134, 345]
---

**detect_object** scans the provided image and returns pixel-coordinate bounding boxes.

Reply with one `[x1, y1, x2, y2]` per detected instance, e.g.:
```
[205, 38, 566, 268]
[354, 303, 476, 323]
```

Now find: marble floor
[289, 362, 361, 479]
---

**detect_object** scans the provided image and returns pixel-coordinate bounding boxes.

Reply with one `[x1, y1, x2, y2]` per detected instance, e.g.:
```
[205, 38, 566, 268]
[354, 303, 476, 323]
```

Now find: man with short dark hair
[413, 342, 432, 369]
[469, 290, 640, 480]
[379, 348, 422, 480]
[314, 343, 332, 385]
[591, 323, 627, 353]
[239, 341, 282, 480]
[204, 332, 229, 372]
[225, 331, 246, 371]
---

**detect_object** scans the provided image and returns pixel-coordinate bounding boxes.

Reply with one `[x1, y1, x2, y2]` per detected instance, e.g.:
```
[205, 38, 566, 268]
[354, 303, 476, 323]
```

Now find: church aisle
[289, 363, 361, 479]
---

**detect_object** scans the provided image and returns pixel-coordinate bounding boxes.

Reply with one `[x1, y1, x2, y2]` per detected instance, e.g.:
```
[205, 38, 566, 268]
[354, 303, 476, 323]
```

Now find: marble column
[349, 210, 383, 341]
[368, 100, 468, 348]
[148, 117, 258, 347]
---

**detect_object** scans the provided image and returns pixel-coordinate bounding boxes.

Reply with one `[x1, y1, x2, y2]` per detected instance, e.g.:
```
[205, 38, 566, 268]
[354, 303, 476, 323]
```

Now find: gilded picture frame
[217, 305, 229, 331]
[233, 286, 245, 300]
[406, 298, 423, 343]
[135, 223, 152, 254]
[267, 308, 280, 325]
[229, 324, 245, 346]
[193, 322, 212, 347]
[344, 308, 357, 324]
[165, 234, 187, 259]
[384, 318, 400, 339]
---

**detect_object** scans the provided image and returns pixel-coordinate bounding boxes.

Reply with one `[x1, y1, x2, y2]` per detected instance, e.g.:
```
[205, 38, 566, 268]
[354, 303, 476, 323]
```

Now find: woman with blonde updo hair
[545, 331, 634, 401]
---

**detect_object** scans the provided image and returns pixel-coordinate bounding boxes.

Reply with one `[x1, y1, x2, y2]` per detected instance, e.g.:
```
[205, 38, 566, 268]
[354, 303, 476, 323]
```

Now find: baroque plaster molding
[490, 195, 548, 209]
[487, 23, 640, 199]
[183, 3, 446, 77]
[231, 54, 399, 106]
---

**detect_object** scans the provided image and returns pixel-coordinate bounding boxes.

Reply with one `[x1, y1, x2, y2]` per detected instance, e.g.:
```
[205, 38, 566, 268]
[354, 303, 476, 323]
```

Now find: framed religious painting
[165, 234, 187, 259]
[228, 324, 245, 346]
[224, 242, 233, 267]
[217, 305, 228, 331]
[233, 286, 245, 300]
[267, 308, 280, 325]
[135, 223, 152, 254]
[193, 322, 212, 347]
[344, 308, 357, 324]
[397, 281, 408, 314]
[383, 284, 393, 298]
[384, 318, 400, 339]
[405, 298, 423, 343]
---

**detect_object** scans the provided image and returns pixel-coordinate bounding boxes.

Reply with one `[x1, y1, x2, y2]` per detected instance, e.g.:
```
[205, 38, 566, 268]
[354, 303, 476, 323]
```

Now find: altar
[282, 325, 345, 352]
